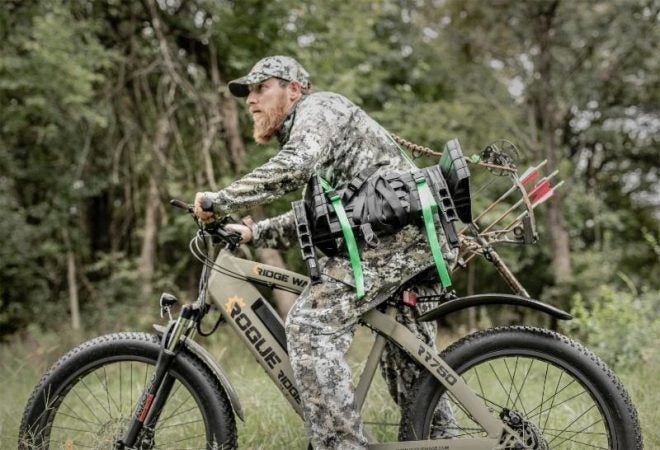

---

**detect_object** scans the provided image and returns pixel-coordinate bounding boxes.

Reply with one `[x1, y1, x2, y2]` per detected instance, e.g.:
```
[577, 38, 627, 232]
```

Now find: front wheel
[400, 326, 642, 449]
[19, 332, 237, 449]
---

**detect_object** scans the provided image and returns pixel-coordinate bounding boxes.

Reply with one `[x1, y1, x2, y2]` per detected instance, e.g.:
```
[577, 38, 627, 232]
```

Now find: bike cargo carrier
[292, 138, 472, 296]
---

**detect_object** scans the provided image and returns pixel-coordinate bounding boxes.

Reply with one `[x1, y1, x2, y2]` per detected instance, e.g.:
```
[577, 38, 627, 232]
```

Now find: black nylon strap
[375, 179, 406, 227]
[342, 161, 389, 203]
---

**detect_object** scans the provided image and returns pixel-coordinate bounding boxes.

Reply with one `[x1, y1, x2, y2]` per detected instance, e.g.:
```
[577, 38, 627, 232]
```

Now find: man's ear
[287, 80, 303, 100]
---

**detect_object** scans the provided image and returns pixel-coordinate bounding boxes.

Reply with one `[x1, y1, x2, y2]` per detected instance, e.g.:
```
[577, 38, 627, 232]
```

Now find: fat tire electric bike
[19, 198, 643, 450]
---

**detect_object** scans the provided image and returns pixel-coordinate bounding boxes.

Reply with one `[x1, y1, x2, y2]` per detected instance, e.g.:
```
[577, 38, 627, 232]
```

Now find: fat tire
[18, 332, 237, 449]
[399, 326, 642, 449]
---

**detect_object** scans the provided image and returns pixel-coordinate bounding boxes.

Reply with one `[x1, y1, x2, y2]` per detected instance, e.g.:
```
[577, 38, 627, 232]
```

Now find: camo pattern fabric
[378, 280, 458, 439]
[204, 92, 416, 217]
[286, 226, 456, 449]
[206, 91, 457, 449]
[250, 210, 298, 249]
[228, 55, 312, 97]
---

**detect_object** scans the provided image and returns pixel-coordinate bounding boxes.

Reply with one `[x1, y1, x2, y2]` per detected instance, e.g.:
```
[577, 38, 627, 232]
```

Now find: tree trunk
[139, 176, 161, 296]
[67, 250, 80, 330]
[531, 0, 573, 285]
[139, 114, 171, 296]
[64, 227, 81, 331]
[541, 119, 573, 283]
[220, 93, 246, 172]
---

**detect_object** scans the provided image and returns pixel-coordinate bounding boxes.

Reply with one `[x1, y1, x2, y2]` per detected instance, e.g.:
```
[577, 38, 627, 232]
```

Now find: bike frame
[208, 249, 508, 449]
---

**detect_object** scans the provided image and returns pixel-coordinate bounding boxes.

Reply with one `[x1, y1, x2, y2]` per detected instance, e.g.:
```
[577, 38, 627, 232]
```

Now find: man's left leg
[285, 276, 371, 450]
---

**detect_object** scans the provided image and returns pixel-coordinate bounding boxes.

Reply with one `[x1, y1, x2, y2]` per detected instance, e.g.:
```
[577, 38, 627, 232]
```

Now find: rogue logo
[224, 295, 246, 315]
[230, 301, 282, 370]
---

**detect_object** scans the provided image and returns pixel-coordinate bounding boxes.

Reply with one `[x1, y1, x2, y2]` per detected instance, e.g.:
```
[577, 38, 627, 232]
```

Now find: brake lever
[218, 228, 242, 250]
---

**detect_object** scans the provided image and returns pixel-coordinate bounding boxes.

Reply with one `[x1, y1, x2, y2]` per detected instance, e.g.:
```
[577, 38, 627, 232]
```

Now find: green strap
[319, 177, 365, 298]
[415, 175, 453, 288]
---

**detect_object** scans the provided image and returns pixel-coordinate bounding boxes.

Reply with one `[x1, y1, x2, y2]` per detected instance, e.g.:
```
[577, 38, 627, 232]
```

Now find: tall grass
[2, 325, 658, 449]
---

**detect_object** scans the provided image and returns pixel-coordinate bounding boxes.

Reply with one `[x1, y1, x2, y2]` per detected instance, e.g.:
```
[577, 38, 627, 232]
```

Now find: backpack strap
[374, 177, 407, 227]
[413, 171, 452, 289]
[319, 177, 365, 299]
[342, 161, 389, 203]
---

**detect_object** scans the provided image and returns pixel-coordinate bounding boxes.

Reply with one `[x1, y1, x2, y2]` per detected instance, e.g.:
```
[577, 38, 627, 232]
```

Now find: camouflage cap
[228, 56, 311, 97]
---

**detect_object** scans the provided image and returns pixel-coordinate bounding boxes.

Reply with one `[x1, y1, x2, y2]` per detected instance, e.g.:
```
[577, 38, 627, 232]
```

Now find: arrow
[461, 160, 548, 234]
[504, 180, 565, 230]
[480, 170, 558, 234]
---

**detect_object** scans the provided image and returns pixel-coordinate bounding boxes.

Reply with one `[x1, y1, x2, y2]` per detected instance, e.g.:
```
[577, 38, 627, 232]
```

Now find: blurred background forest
[1, 0, 658, 409]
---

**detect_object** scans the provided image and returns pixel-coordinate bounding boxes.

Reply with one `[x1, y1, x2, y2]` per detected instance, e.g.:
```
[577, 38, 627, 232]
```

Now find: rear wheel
[400, 326, 642, 449]
[19, 332, 236, 449]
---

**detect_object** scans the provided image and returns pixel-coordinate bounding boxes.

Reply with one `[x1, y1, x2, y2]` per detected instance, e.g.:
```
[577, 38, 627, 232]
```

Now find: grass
[2, 324, 658, 450]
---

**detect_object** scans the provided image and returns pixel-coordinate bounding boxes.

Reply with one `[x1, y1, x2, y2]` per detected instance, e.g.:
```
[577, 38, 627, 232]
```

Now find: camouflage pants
[285, 227, 456, 450]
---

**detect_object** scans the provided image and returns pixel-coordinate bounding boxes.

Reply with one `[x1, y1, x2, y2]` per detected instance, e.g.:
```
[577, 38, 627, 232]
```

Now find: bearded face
[247, 79, 290, 144]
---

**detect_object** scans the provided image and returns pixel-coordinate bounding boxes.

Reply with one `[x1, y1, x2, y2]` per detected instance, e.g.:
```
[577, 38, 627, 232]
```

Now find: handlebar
[169, 198, 242, 249]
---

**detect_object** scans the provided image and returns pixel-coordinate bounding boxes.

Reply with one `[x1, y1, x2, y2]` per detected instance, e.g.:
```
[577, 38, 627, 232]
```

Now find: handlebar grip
[170, 199, 194, 213]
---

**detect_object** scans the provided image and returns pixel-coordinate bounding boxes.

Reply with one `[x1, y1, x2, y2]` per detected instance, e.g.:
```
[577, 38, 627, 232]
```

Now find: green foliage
[0, 179, 49, 335]
[0, 0, 657, 340]
[564, 281, 659, 370]
[0, 0, 115, 337]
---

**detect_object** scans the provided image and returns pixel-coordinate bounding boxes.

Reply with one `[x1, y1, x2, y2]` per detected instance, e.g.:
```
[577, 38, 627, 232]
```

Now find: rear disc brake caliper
[499, 408, 549, 450]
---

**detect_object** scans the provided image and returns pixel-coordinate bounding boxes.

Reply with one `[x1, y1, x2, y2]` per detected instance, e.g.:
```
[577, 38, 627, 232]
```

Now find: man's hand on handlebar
[224, 223, 252, 244]
[192, 193, 253, 244]
[194, 192, 216, 223]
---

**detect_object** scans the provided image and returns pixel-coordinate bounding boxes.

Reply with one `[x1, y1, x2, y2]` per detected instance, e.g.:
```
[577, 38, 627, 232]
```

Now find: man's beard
[252, 101, 287, 144]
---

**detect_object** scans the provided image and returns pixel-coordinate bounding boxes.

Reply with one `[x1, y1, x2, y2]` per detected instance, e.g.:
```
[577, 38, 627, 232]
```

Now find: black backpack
[292, 138, 472, 293]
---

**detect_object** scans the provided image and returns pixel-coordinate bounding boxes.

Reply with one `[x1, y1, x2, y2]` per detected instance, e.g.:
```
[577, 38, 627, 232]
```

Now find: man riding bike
[194, 55, 456, 449]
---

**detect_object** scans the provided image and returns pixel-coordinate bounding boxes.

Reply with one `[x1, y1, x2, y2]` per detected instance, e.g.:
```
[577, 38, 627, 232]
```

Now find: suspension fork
[115, 305, 197, 449]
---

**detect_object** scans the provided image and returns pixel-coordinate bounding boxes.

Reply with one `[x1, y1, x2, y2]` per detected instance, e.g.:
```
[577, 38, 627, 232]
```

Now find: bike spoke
[156, 418, 205, 430]
[68, 380, 107, 425]
[473, 366, 487, 407]
[51, 409, 101, 428]
[158, 403, 201, 426]
[502, 357, 520, 412]
[79, 375, 112, 418]
[542, 423, 608, 449]
[510, 358, 534, 416]
[487, 361, 512, 408]
[547, 404, 601, 447]
[542, 369, 564, 432]
[50, 423, 99, 435]
[452, 355, 611, 450]
[153, 381, 189, 424]
[527, 387, 587, 422]
[93, 364, 122, 417]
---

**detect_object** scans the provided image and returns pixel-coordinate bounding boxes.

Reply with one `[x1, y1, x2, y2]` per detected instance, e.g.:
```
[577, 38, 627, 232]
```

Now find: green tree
[442, 0, 659, 304]
[0, 0, 113, 335]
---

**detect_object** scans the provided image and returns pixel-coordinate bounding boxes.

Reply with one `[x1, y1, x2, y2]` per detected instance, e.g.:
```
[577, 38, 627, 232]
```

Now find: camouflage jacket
[206, 91, 416, 249]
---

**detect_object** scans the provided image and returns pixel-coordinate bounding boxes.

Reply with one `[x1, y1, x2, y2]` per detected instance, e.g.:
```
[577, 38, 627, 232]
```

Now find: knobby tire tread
[18, 332, 237, 450]
[399, 325, 642, 449]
